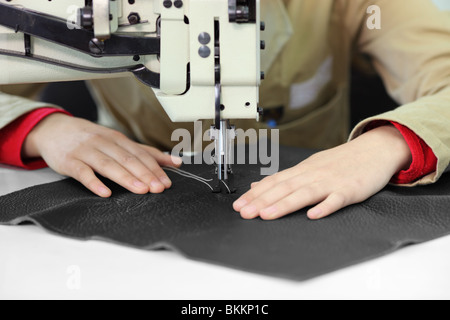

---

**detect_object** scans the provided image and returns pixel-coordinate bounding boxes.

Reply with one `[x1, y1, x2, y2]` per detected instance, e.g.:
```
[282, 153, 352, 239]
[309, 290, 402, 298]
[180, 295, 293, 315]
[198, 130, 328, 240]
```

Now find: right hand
[23, 113, 182, 197]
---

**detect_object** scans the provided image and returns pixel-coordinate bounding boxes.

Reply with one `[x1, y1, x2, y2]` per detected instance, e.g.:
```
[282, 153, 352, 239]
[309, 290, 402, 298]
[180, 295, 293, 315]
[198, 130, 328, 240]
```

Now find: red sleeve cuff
[365, 120, 438, 184]
[0, 108, 71, 170]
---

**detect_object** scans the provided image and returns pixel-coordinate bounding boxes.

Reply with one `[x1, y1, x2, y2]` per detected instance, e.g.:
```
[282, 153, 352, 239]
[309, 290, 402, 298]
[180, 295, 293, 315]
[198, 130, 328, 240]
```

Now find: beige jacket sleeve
[343, 0, 450, 186]
[0, 83, 58, 129]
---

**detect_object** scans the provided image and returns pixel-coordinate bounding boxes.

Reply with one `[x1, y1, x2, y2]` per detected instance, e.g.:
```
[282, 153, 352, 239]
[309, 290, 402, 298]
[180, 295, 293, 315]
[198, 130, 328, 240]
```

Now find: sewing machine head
[0, 0, 263, 192]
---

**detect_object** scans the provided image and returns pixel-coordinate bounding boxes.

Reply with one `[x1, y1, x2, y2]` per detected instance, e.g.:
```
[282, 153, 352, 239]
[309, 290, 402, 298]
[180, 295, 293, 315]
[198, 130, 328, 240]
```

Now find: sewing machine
[0, 0, 263, 192]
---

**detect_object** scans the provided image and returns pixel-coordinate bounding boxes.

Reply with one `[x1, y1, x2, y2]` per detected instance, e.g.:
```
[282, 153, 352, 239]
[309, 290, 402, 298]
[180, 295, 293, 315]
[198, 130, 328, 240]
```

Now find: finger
[135, 153, 171, 191]
[139, 144, 183, 168]
[258, 186, 328, 220]
[65, 160, 112, 198]
[84, 149, 150, 195]
[233, 182, 261, 213]
[233, 176, 276, 211]
[121, 143, 180, 189]
[98, 143, 167, 192]
[233, 167, 310, 212]
[239, 179, 307, 219]
[307, 191, 351, 220]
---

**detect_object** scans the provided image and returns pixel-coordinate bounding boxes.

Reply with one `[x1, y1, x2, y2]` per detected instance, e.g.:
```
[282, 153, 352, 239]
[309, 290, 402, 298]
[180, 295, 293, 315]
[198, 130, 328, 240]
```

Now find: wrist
[22, 113, 69, 159]
[356, 125, 412, 175]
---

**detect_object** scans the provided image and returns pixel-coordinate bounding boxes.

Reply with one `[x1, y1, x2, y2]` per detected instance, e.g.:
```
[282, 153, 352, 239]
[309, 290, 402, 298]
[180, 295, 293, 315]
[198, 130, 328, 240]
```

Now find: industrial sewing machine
[0, 0, 263, 192]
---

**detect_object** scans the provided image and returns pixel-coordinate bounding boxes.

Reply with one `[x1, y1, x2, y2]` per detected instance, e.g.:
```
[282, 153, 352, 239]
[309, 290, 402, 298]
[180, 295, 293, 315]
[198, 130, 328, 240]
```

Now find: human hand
[23, 113, 182, 197]
[233, 125, 412, 220]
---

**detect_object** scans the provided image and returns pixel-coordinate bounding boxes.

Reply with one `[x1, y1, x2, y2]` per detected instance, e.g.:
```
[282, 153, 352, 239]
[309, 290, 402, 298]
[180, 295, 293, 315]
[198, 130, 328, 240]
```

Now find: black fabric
[1, 145, 450, 281]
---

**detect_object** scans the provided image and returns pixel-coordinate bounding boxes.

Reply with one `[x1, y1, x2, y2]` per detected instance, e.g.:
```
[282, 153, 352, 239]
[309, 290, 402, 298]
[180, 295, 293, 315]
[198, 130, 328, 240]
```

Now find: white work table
[0, 166, 449, 300]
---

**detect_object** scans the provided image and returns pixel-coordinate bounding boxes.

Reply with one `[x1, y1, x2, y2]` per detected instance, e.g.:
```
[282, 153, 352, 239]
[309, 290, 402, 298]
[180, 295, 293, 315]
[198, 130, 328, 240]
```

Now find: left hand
[23, 113, 182, 198]
[233, 125, 413, 220]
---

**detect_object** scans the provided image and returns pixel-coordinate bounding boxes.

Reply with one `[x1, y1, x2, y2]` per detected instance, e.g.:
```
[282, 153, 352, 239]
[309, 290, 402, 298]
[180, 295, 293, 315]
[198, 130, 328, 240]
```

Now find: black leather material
[1, 145, 450, 281]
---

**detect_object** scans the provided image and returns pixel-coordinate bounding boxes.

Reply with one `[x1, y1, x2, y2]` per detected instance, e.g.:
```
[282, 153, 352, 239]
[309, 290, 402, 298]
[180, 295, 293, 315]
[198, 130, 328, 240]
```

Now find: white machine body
[0, 0, 261, 122]
[0, 0, 263, 191]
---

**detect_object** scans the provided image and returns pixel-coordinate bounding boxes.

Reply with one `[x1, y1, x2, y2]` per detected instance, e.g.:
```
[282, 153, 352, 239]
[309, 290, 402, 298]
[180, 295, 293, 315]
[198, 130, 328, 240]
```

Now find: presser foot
[211, 168, 236, 194]
[210, 120, 236, 194]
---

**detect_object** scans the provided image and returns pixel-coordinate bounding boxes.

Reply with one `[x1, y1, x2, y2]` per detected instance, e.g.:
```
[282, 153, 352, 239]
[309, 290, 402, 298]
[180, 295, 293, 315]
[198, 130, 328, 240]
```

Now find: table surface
[1, 166, 450, 300]
[1, 1, 449, 302]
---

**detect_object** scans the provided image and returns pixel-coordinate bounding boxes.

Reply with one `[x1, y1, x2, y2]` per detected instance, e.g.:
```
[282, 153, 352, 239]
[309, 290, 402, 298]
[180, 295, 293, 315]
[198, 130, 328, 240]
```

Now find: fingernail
[133, 180, 147, 188]
[151, 180, 164, 190]
[234, 199, 248, 210]
[98, 186, 110, 196]
[241, 205, 257, 216]
[261, 205, 278, 217]
[171, 156, 183, 166]
[160, 176, 172, 187]
[308, 207, 323, 219]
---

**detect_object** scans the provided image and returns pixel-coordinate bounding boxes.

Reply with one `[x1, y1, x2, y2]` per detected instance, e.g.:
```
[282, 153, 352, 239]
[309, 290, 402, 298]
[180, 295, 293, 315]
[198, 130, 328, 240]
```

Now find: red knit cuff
[390, 122, 437, 184]
[365, 120, 438, 184]
[0, 108, 71, 170]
